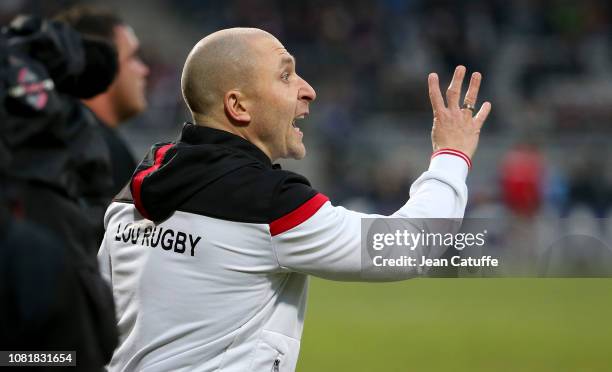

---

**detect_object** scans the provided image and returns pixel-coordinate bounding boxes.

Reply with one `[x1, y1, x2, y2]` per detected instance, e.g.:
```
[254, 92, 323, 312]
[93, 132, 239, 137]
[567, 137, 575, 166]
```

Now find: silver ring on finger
[461, 102, 476, 115]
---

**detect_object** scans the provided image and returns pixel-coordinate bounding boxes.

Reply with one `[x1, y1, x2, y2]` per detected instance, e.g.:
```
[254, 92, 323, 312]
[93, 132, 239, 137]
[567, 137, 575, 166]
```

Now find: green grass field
[297, 279, 612, 372]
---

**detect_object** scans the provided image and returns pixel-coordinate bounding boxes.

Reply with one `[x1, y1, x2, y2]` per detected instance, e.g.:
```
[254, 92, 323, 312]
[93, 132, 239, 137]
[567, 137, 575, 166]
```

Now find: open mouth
[292, 114, 306, 132]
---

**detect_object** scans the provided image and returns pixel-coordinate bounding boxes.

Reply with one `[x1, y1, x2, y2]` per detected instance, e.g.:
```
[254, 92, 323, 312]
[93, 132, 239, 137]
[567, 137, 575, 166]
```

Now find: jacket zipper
[272, 358, 280, 372]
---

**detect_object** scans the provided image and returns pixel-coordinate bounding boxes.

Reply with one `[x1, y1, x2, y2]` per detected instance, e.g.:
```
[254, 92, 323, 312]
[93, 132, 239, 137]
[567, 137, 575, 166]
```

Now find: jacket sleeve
[269, 153, 469, 281]
[97, 207, 116, 285]
[98, 235, 112, 284]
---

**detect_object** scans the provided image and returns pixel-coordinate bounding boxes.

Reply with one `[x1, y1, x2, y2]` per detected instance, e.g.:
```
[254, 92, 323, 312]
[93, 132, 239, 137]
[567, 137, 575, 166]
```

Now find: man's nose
[299, 76, 316, 102]
[139, 59, 150, 77]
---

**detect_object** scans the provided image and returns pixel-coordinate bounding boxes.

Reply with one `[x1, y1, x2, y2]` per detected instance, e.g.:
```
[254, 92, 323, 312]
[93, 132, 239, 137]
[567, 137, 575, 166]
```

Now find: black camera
[1, 15, 118, 150]
[3, 15, 118, 101]
[1, 15, 119, 197]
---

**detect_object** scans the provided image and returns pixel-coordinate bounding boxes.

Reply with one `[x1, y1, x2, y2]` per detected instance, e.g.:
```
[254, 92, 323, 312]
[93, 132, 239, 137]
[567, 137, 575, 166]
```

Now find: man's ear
[224, 90, 251, 125]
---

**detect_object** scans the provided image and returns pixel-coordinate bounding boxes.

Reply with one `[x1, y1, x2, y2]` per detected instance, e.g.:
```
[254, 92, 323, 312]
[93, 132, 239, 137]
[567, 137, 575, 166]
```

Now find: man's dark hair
[54, 5, 124, 45]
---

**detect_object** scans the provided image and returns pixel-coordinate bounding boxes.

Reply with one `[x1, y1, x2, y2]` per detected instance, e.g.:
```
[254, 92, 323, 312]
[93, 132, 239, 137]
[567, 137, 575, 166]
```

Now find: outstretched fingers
[428, 73, 445, 115]
[474, 101, 492, 130]
[446, 65, 466, 109]
[463, 72, 482, 106]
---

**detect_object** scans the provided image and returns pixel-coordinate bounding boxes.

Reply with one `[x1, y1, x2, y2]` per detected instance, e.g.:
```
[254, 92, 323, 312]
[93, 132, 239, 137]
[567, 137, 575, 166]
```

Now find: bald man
[99, 28, 490, 371]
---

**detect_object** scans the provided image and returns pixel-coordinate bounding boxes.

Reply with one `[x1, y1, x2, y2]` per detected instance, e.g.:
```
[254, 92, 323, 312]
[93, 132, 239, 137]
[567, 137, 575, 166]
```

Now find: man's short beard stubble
[113, 90, 146, 123]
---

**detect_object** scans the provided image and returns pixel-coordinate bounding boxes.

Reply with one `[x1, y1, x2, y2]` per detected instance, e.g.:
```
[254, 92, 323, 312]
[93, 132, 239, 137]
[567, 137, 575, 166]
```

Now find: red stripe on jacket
[270, 193, 329, 236]
[431, 148, 472, 168]
[131, 144, 174, 219]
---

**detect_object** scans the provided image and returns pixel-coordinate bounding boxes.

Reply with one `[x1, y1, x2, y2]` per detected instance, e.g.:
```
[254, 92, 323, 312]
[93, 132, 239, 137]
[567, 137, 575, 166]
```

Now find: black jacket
[1, 96, 118, 370]
[124, 122, 316, 224]
[81, 111, 137, 243]
[94, 115, 137, 197]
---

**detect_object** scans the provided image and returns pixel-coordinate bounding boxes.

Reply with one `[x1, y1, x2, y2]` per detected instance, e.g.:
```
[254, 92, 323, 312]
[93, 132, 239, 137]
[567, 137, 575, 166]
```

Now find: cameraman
[55, 5, 149, 205]
[0, 16, 118, 370]
[53, 5, 150, 243]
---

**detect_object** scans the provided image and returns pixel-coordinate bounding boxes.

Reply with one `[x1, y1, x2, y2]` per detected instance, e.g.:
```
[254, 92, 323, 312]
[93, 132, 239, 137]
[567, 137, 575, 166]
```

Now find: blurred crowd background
[4, 0, 612, 222]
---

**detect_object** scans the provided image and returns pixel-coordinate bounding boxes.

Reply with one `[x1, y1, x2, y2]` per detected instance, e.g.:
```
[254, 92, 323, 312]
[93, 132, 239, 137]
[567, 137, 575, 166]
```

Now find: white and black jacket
[99, 122, 470, 372]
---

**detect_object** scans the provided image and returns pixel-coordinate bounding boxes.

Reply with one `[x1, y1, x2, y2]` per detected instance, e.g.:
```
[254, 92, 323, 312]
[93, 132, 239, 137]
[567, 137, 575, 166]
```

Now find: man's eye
[281, 72, 290, 81]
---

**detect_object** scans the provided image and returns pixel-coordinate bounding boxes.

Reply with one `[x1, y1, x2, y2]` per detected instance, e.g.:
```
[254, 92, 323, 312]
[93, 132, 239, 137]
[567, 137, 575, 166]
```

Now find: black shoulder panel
[178, 166, 318, 224]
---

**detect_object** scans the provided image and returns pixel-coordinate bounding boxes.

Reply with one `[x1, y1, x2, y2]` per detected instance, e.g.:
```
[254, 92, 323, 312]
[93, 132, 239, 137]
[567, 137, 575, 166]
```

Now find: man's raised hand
[428, 65, 491, 160]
